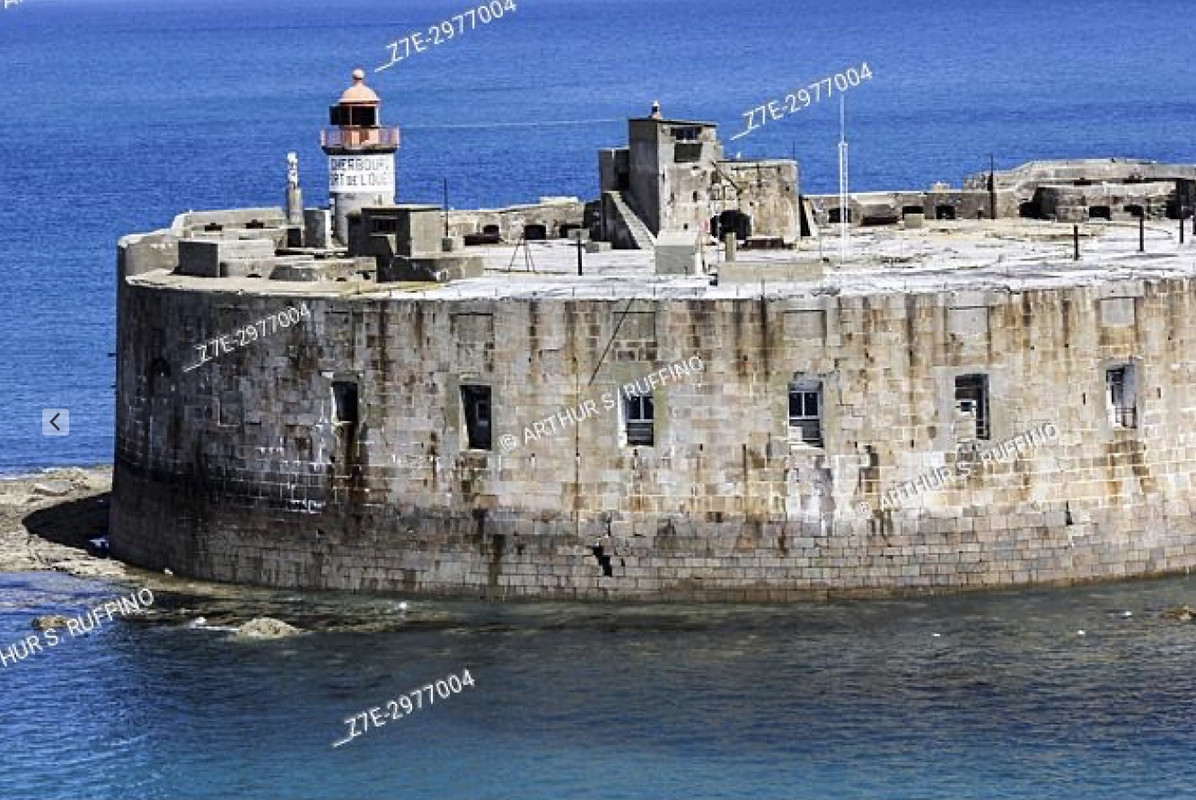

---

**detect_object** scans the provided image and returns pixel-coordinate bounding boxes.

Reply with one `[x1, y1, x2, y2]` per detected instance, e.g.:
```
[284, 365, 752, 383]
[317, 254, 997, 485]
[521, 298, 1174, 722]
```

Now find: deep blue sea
[2, 0, 1196, 471]
[3, 571, 1196, 800]
[3, 1, 1196, 797]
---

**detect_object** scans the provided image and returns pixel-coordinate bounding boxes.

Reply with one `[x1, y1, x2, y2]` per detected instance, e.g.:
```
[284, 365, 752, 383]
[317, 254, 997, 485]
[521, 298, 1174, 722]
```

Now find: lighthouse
[321, 69, 400, 245]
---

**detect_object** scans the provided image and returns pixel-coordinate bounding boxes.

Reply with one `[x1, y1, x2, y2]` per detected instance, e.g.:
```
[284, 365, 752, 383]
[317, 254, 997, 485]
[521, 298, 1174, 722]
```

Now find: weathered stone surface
[32, 481, 73, 497]
[110, 263, 1196, 601]
[32, 615, 71, 630]
[50, 558, 128, 579]
[235, 617, 301, 640]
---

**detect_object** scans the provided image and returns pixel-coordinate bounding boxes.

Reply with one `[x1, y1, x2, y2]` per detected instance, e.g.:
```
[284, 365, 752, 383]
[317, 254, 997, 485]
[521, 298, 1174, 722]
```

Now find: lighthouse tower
[321, 69, 400, 245]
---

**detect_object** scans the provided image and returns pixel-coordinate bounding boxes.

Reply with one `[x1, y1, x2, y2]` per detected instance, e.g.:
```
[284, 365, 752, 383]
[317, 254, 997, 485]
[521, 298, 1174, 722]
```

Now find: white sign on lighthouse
[328, 155, 395, 194]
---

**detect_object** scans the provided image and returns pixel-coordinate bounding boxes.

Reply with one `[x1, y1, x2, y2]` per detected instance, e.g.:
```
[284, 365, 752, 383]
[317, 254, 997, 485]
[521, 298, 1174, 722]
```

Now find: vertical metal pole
[838, 95, 849, 264]
[1181, 213, 1186, 245]
[989, 154, 996, 220]
[1073, 224, 1080, 260]
[442, 179, 449, 239]
[576, 235, 583, 276]
[1140, 214, 1145, 252]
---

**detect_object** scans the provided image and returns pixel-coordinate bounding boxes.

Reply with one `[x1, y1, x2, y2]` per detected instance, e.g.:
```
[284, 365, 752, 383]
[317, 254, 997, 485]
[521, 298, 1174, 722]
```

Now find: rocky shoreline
[0, 466, 125, 579]
[0, 467, 415, 637]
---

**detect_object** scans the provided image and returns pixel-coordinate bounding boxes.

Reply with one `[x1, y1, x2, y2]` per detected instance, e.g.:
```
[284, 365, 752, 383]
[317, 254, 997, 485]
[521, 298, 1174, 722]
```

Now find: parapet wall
[112, 266, 1196, 600]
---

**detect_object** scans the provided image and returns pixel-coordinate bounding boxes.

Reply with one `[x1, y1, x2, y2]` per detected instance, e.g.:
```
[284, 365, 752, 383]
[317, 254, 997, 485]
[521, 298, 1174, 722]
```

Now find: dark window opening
[330, 106, 378, 127]
[1106, 365, 1137, 429]
[788, 379, 823, 447]
[1089, 206, 1112, 220]
[674, 142, 703, 163]
[935, 205, 957, 220]
[559, 224, 582, 239]
[954, 374, 990, 441]
[483, 224, 500, 236]
[332, 381, 359, 427]
[203, 222, 223, 232]
[671, 126, 702, 142]
[624, 391, 654, 446]
[460, 385, 492, 450]
[1125, 204, 1145, 218]
[1018, 201, 1041, 218]
[828, 207, 852, 224]
[372, 217, 398, 234]
[523, 223, 548, 241]
[246, 219, 266, 229]
[148, 358, 172, 396]
[902, 205, 925, 217]
[352, 106, 377, 126]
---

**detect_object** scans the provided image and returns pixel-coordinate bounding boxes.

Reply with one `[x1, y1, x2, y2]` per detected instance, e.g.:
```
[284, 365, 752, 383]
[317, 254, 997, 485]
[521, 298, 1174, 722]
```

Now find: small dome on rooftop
[338, 68, 380, 105]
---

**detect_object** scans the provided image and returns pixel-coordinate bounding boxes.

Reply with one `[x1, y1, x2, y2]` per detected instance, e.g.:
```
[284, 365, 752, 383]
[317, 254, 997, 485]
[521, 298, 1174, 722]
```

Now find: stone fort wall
[112, 260, 1196, 599]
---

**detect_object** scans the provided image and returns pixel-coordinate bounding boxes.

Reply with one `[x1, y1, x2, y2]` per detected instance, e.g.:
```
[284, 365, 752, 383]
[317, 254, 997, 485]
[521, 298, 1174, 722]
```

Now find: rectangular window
[788, 380, 823, 446]
[332, 381, 359, 426]
[372, 216, 398, 234]
[1106, 365, 1137, 428]
[460, 385, 492, 450]
[674, 143, 703, 163]
[954, 374, 990, 440]
[671, 126, 702, 141]
[623, 391, 654, 446]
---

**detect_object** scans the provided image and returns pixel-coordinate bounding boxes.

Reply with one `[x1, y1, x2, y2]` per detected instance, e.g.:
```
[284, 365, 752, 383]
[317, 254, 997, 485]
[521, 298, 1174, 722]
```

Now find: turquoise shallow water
[2, 570, 1196, 799]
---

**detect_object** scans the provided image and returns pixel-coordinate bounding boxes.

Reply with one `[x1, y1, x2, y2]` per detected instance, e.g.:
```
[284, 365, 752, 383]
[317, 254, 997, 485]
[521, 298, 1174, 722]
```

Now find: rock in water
[32, 615, 71, 631]
[235, 617, 301, 640]
[1161, 605, 1194, 621]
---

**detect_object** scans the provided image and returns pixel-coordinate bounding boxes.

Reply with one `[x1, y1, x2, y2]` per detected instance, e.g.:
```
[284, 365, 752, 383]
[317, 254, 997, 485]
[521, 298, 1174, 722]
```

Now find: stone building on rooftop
[597, 101, 801, 250]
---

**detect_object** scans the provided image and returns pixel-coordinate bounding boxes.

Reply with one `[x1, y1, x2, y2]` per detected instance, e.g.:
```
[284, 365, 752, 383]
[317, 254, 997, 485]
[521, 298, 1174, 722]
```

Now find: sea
[2, 0, 1196, 797]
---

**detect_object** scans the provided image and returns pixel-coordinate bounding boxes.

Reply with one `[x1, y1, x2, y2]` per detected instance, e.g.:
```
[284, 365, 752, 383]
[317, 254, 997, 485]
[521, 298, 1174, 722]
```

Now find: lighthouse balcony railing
[320, 127, 401, 150]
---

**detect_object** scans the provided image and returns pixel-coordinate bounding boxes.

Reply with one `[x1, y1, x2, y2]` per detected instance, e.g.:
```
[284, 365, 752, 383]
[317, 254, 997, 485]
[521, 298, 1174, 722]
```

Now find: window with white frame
[1106, 365, 1137, 429]
[954, 374, 990, 441]
[623, 390, 654, 446]
[788, 378, 823, 446]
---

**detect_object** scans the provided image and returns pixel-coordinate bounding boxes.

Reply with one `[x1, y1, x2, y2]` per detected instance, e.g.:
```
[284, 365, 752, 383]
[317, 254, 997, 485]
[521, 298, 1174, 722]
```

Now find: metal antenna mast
[838, 94, 849, 264]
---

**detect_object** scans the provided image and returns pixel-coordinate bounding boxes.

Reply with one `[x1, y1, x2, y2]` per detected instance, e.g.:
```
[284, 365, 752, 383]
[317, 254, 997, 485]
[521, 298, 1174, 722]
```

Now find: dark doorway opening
[711, 209, 752, 240]
[460, 385, 492, 451]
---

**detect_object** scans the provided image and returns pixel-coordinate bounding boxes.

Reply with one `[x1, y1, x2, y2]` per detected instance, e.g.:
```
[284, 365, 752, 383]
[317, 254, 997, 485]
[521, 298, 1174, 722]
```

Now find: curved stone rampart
[112, 256, 1196, 600]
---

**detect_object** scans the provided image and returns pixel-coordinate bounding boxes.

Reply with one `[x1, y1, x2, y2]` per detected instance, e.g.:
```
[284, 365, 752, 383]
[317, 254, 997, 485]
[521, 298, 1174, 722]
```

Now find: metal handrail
[320, 127, 401, 150]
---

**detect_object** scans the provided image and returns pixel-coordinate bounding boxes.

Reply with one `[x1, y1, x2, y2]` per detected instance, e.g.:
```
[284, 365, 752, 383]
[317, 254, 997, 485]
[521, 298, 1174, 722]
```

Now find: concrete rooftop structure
[131, 216, 1196, 302]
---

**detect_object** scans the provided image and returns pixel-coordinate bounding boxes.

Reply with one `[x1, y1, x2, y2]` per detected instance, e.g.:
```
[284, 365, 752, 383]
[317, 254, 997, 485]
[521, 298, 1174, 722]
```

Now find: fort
[112, 70, 1196, 601]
